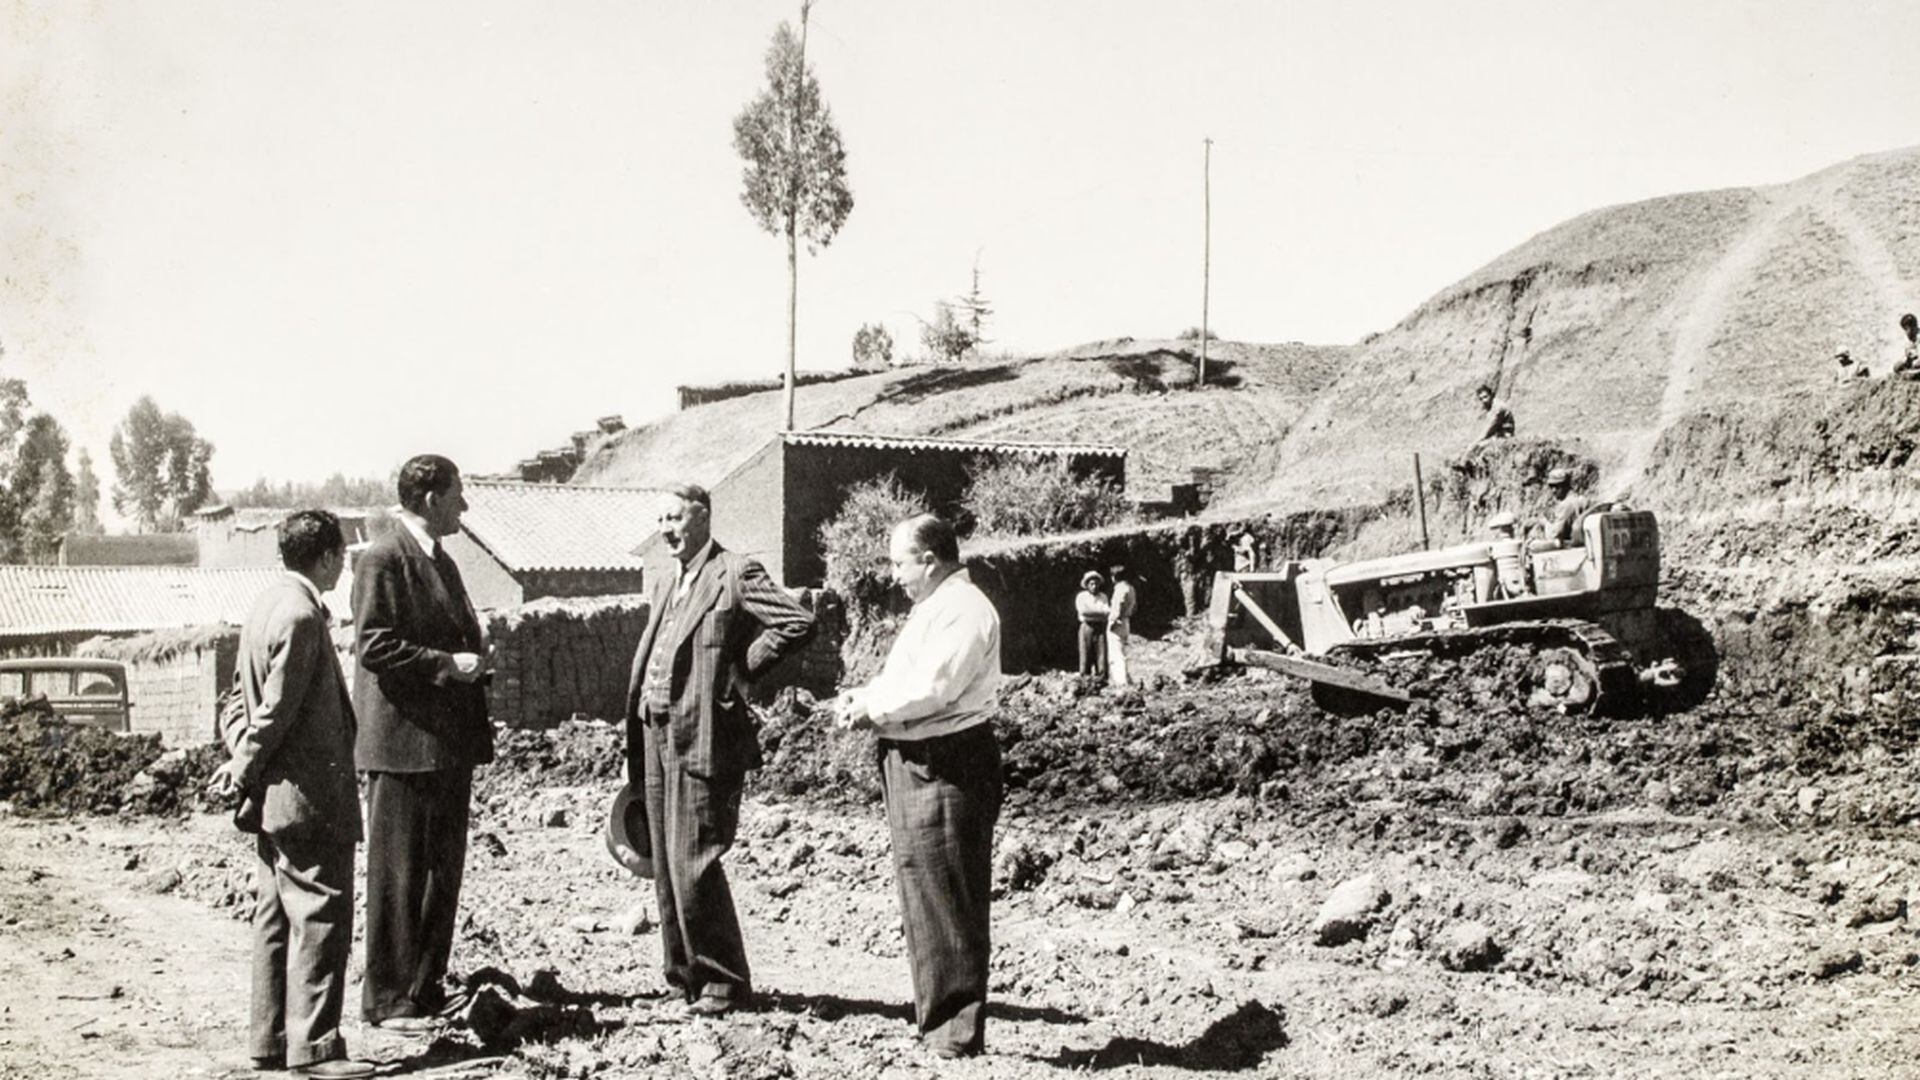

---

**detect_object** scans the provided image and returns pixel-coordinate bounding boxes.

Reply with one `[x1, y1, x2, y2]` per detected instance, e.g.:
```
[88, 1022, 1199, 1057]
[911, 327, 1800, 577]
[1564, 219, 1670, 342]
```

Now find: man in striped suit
[626, 483, 814, 1017]
[834, 513, 1004, 1059]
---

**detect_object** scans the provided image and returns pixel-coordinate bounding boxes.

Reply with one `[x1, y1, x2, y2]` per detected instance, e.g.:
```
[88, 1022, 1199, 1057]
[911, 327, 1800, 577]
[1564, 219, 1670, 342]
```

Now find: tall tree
[109, 396, 215, 532]
[732, 1, 854, 430]
[5, 414, 72, 562]
[73, 448, 102, 535]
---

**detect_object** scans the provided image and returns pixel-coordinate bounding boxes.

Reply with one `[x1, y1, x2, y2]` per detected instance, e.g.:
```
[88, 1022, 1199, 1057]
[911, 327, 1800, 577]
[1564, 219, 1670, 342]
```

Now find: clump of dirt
[0, 698, 221, 815]
[485, 720, 626, 797]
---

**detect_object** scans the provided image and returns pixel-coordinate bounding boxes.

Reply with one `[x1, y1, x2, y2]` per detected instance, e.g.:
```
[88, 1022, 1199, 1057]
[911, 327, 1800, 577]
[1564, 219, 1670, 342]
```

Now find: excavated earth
[4, 578, 1919, 1079]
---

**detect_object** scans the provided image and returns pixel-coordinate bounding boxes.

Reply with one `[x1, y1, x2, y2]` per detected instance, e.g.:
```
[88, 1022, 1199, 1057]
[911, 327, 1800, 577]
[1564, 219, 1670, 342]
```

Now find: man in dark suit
[626, 483, 814, 1017]
[353, 454, 492, 1031]
[210, 511, 374, 1079]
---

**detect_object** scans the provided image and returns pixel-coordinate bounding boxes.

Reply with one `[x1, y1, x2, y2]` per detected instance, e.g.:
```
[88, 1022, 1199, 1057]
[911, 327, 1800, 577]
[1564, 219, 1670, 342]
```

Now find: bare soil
[4, 624, 1918, 1080]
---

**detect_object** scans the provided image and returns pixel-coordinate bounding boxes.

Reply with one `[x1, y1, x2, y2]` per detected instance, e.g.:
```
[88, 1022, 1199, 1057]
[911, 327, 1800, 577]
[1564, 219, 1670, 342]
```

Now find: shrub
[1177, 326, 1220, 342]
[964, 457, 1131, 539]
[819, 475, 930, 612]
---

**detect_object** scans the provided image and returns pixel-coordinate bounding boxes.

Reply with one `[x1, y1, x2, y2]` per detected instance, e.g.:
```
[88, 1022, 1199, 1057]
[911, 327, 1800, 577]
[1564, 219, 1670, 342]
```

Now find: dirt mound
[0, 698, 224, 816]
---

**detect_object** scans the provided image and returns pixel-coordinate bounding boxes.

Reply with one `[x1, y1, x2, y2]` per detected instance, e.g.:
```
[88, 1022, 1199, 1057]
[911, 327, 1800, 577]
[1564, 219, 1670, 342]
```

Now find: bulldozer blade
[1231, 647, 1414, 706]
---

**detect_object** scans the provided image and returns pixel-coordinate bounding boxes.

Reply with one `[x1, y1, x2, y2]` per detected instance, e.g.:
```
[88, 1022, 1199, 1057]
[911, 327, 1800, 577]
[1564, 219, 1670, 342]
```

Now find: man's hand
[206, 760, 242, 800]
[832, 691, 875, 733]
[447, 652, 485, 684]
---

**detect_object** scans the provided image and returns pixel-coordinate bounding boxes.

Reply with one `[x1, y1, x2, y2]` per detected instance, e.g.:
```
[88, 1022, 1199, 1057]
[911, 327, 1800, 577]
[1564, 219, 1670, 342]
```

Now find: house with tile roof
[0, 565, 289, 657]
[443, 480, 676, 610]
[709, 430, 1126, 587]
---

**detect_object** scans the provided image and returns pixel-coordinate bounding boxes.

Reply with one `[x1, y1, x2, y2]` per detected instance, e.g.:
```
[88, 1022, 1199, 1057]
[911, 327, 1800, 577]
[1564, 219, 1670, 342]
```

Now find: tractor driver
[1532, 468, 1591, 549]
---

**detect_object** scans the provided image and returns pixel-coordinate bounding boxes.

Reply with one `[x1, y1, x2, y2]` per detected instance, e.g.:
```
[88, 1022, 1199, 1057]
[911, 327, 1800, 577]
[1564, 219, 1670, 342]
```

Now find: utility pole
[783, 0, 812, 431]
[1199, 136, 1212, 388]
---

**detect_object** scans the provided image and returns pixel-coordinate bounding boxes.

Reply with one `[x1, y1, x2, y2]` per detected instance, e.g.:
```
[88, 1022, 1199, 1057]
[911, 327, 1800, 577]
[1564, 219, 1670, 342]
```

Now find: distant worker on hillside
[1897, 314, 1920, 380]
[1475, 384, 1515, 442]
[1232, 530, 1261, 573]
[1074, 571, 1109, 681]
[1105, 564, 1137, 688]
[1834, 349, 1869, 383]
[1532, 467, 1591, 548]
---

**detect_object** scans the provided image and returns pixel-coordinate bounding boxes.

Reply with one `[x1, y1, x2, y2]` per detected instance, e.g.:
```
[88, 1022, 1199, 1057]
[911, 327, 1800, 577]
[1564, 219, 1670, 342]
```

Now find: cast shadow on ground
[1032, 1000, 1287, 1072]
[757, 988, 1089, 1027]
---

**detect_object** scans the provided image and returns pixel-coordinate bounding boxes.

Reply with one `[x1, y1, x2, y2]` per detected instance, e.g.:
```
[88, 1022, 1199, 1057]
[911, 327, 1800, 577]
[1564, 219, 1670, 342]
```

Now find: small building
[709, 430, 1127, 587]
[56, 533, 200, 567]
[194, 505, 378, 568]
[0, 565, 287, 659]
[445, 480, 678, 611]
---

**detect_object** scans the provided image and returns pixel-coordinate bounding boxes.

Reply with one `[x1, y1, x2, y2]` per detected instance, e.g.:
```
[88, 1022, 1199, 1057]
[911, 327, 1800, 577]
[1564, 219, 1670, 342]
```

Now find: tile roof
[0, 566, 287, 638]
[460, 481, 677, 572]
[784, 429, 1127, 458]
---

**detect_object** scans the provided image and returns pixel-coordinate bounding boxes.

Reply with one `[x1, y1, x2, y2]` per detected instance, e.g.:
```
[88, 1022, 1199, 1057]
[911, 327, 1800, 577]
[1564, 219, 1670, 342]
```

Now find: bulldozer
[1205, 508, 1683, 713]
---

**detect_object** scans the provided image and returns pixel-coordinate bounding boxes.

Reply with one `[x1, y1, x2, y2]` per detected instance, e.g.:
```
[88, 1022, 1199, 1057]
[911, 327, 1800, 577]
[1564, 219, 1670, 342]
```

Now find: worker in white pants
[1105, 564, 1137, 687]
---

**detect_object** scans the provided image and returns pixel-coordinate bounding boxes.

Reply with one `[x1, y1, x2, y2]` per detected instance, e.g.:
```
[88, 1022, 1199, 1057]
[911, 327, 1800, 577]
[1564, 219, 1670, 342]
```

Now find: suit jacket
[352, 527, 493, 773]
[626, 540, 815, 781]
[228, 575, 363, 845]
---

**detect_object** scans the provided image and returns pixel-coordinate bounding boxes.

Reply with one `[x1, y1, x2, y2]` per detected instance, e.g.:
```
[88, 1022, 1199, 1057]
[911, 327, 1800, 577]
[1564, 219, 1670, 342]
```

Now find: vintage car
[0, 658, 133, 733]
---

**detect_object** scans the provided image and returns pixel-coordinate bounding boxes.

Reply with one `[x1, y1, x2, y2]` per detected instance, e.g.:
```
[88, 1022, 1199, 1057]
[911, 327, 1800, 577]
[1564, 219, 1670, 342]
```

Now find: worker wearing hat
[1074, 570, 1110, 681]
[1534, 467, 1592, 548]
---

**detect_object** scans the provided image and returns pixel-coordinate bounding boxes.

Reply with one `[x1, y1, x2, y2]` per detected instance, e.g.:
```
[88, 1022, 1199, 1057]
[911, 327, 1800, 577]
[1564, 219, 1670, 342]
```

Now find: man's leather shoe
[373, 1015, 437, 1035]
[291, 1060, 376, 1079]
[681, 995, 741, 1018]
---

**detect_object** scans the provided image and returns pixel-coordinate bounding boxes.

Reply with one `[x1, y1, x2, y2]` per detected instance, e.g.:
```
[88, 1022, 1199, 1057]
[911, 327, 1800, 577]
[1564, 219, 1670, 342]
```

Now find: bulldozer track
[1326, 618, 1640, 713]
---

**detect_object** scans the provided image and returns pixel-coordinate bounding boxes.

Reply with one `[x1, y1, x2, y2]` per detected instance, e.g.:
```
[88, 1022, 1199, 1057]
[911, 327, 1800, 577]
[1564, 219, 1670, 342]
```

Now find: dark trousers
[250, 831, 355, 1067]
[362, 768, 472, 1022]
[1078, 621, 1108, 678]
[642, 714, 751, 1001]
[878, 724, 1003, 1054]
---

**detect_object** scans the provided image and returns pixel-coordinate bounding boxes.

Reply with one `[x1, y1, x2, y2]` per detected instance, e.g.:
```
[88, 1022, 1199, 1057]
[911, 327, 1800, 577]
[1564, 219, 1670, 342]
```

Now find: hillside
[1227, 146, 1920, 506]
[571, 339, 1345, 498]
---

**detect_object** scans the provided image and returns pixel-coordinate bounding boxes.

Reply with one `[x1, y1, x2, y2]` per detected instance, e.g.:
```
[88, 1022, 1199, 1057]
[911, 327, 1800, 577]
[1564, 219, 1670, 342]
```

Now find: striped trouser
[876, 723, 1003, 1054]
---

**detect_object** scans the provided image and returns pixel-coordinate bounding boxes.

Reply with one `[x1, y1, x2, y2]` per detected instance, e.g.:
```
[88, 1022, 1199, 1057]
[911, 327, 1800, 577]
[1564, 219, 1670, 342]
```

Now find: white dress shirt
[859, 568, 1002, 741]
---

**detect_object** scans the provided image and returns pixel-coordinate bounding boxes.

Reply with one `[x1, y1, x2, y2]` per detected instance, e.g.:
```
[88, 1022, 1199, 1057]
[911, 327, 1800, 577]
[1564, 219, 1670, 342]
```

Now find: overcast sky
[4, 0, 1918, 491]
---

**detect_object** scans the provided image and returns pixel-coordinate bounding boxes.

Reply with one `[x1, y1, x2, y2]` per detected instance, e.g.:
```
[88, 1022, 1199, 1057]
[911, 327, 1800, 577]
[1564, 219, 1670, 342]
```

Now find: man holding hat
[625, 482, 814, 1018]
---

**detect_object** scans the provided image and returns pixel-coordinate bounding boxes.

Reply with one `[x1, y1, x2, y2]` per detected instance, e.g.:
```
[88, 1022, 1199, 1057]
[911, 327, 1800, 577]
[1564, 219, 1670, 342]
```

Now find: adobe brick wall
[77, 631, 239, 746]
[481, 588, 846, 730]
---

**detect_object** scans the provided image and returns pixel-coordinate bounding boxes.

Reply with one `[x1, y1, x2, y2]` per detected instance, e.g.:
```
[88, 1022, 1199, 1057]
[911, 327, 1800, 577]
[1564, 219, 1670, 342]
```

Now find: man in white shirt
[834, 514, 1002, 1059]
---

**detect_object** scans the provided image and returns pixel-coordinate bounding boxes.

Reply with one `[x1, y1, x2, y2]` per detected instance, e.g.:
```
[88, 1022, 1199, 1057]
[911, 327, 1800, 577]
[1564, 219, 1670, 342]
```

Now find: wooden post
[1414, 453, 1430, 551]
[1199, 136, 1212, 387]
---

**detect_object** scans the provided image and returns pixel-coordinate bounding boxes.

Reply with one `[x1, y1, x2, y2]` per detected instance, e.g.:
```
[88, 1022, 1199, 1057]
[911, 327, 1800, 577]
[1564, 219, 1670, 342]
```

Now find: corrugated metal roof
[784, 430, 1127, 458]
[460, 481, 676, 572]
[0, 565, 286, 638]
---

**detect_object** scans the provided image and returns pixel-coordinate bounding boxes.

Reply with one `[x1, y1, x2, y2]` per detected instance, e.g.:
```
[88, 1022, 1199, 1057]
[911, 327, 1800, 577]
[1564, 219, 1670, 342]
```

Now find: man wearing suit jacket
[353, 454, 493, 1031]
[626, 483, 814, 1017]
[210, 511, 374, 1079]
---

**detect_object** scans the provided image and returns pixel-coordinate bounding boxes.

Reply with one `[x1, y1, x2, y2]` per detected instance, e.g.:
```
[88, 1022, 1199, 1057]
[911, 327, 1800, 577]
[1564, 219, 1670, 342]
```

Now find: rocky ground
[3, 626, 1918, 1079]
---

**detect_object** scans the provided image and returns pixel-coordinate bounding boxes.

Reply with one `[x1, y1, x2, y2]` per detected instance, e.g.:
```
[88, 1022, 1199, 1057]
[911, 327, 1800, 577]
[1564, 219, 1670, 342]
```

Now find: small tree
[955, 258, 992, 348]
[733, 2, 855, 429]
[963, 456, 1131, 538]
[110, 395, 214, 532]
[919, 301, 976, 364]
[72, 448, 102, 535]
[8, 414, 72, 561]
[851, 322, 894, 371]
[818, 474, 929, 612]
[1177, 326, 1220, 342]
